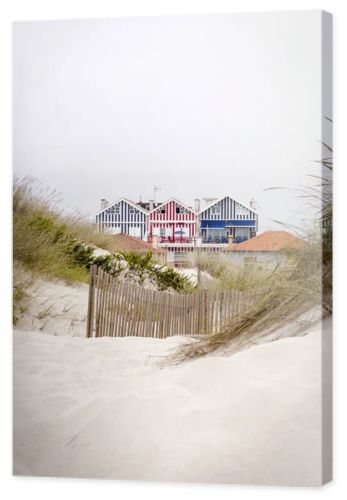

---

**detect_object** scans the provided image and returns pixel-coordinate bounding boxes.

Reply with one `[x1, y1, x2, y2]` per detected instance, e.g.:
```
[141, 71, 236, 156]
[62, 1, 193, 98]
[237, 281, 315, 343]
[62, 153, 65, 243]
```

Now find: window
[160, 208, 166, 214]
[211, 204, 221, 215]
[109, 206, 120, 215]
[129, 207, 135, 214]
[176, 206, 187, 214]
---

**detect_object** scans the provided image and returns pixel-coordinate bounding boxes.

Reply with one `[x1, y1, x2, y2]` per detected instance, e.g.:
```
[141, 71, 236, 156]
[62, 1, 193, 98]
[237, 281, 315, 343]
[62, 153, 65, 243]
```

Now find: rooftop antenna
[154, 186, 161, 203]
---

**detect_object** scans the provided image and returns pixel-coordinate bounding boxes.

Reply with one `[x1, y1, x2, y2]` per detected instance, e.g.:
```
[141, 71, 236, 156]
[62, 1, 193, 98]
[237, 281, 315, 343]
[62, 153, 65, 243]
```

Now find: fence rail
[86, 265, 257, 339]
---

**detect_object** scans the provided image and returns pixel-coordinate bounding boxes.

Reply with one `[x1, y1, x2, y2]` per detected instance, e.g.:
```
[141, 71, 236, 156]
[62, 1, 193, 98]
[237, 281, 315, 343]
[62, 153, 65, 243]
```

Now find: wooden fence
[86, 265, 256, 339]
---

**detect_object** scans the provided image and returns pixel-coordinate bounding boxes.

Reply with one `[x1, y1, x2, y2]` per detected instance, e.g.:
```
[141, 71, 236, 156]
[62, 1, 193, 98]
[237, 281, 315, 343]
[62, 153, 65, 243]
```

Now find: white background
[1, 1, 346, 499]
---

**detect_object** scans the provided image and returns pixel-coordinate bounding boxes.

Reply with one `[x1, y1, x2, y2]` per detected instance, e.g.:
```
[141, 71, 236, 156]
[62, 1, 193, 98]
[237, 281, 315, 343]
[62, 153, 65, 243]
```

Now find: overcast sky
[13, 11, 324, 232]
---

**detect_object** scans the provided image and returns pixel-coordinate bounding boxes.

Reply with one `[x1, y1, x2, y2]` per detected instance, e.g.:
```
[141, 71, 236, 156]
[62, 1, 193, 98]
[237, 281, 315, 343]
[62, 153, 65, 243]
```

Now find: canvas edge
[321, 9, 333, 486]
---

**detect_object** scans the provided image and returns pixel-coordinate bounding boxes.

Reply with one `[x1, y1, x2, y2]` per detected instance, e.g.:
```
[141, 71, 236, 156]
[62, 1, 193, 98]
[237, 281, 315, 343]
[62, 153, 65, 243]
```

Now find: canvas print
[13, 11, 332, 486]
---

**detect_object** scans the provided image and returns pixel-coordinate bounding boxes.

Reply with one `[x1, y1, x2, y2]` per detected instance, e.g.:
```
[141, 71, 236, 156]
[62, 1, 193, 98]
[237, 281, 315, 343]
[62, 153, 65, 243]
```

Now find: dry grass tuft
[171, 239, 324, 363]
[196, 251, 284, 292]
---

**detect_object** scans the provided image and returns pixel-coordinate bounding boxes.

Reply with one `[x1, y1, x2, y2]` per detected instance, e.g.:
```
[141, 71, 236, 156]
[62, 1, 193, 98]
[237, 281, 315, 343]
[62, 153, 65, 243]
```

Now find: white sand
[13, 276, 325, 485]
[16, 278, 88, 337]
[175, 267, 213, 285]
[13, 322, 324, 486]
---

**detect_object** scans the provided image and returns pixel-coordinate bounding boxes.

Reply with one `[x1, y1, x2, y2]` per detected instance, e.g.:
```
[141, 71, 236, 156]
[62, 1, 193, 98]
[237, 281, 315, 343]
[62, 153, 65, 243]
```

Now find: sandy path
[13, 324, 323, 486]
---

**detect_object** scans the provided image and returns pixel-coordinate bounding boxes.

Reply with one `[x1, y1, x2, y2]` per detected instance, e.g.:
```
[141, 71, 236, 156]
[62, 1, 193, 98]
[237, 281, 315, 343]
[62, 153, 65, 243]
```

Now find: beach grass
[12, 177, 194, 323]
[172, 148, 332, 362]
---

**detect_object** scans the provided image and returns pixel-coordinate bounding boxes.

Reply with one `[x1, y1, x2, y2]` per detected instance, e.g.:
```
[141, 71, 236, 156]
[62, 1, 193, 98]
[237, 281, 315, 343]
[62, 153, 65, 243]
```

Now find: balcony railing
[147, 235, 194, 244]
[158, 236, 193, 244]
[201, 236, 250, 244]
[201, 236, 228, 244]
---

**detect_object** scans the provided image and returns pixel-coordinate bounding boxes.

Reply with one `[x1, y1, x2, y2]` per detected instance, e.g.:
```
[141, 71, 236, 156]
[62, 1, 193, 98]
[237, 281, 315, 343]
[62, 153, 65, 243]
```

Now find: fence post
[204, 289, 209, 334]
[86, 264, 97, 338]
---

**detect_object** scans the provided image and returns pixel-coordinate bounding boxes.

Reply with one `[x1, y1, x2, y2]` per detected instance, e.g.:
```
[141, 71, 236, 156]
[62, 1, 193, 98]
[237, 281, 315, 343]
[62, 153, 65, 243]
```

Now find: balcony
[158, 236, 193, 244]
[201, 236, 228, 244]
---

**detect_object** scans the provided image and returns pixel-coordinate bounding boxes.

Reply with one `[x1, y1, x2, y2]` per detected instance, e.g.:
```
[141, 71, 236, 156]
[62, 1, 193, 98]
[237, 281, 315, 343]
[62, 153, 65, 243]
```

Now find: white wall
[224, 251, 287, 270]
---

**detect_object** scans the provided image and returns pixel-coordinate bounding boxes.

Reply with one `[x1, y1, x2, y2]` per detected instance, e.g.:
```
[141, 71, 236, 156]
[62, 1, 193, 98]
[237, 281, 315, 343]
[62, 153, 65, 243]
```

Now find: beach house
[197, 196, 258, 244]
[147, 198, 197, 245]
[96, 198, 148, 239]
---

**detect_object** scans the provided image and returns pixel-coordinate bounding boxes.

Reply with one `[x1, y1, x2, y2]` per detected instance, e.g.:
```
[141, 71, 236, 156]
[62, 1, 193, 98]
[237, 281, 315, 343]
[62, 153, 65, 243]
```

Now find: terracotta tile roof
[113, 234, 164, 253]
[225, 230, 305, 252]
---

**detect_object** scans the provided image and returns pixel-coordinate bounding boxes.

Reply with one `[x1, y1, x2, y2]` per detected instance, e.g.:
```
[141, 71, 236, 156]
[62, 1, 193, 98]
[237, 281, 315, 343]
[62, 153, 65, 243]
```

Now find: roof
[112, 234, 164, 253]
[137, 201, 162, 211]
[199, 195, 258, 215]
[226, 231, 305, 252]
[96, 198, 149, 216]
[123, 197, 146, 209]
[148, 197, 197, 215]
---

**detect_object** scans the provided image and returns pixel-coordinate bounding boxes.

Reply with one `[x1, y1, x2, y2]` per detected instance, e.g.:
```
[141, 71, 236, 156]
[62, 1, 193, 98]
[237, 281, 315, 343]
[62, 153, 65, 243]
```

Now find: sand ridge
[13, 322, 323, 486]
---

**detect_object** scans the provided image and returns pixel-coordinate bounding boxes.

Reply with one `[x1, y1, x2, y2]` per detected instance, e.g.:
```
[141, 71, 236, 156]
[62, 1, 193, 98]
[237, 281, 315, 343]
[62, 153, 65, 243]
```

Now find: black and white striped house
[198, 196, 258, 244]
[96, 198, 148, 239]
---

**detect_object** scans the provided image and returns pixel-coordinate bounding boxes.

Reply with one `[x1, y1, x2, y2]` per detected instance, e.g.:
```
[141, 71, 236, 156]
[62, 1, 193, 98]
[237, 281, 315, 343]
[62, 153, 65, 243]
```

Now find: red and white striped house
[147, 198, 197, 245]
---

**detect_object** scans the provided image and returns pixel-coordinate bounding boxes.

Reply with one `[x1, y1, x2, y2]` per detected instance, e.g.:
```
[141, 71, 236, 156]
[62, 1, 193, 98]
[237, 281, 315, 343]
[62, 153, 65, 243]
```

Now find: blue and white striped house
[96, 198, 148, 239]
[198, 196, 258, 244]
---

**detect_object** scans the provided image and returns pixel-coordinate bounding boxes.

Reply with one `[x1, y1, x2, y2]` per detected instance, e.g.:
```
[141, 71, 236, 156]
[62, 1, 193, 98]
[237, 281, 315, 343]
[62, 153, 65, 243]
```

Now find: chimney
[101, 198, 109, 210]
[249, 198, 257, 211]
[194, 198, 201, 213]
[149, 199, 154, 211]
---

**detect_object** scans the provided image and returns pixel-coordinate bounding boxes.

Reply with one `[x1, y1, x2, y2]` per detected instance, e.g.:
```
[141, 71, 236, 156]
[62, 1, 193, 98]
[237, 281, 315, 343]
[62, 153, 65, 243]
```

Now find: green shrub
[154, 266, 193, 293]
[119, 251, 193, 292]
[70, 243, 95, 268]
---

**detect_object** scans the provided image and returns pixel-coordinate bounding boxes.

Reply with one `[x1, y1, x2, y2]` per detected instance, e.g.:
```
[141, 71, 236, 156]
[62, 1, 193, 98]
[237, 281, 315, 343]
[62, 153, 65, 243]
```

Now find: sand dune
[13, 321, 323, 486]
[15, 278, 88, 337]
